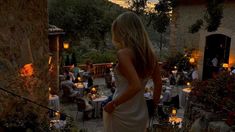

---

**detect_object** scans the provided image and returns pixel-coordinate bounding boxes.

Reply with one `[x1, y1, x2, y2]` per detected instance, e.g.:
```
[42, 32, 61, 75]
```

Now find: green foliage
[191, 72, 235, 112]
[152, 13, 170, 33]
[204, 0, 224, 32]
[79, 50, 116, 64]
[148, 0, 172, 33]
[188, 0, 224, 33]
[49, 0, 124, 49]
[128, 0, 148, 15]
[188, 19, 203, 33]
[0, 102, 50, 131]
[163, 50, 195, 71]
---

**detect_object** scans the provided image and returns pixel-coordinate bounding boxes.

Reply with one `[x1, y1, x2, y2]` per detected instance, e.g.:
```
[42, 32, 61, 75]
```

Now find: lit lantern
[77, 77, 81, 81]
[222, 63, 229, 68]
[20, 63, 34, 77]
[63, 42, 69, 49]
[189, 57, 195, 63]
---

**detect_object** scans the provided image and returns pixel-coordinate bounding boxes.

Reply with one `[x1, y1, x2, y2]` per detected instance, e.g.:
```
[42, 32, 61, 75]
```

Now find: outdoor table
[50, 119, 66, 129]
[92, 95, 108, 118]
[49, 94, 60, 111]
[182, 88, 191, 93]
[74, 82, 86, 96]
[181, 87, 191, 108]
[169, 116, 183, 125]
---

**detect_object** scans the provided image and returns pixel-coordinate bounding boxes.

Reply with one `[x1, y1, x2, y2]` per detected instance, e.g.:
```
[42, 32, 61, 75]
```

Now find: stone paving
[61, 78, 185, 132]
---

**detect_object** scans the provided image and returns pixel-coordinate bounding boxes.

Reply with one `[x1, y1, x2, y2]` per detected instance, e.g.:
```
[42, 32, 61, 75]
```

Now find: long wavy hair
[112, 11, 157, 78]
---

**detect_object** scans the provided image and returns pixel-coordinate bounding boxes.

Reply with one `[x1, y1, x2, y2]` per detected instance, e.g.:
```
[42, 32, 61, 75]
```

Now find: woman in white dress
[103, 12, 162, 132]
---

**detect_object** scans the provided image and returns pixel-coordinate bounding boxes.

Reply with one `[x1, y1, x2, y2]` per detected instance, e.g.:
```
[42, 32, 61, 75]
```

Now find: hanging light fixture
[63, 42, 69, 49]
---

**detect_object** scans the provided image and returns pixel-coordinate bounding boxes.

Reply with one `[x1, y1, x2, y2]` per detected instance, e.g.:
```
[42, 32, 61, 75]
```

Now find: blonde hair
[112, 11, 156, 78]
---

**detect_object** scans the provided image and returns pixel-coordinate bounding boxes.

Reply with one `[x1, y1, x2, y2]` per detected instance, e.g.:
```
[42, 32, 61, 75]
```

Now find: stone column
[0, 0, 49, 130]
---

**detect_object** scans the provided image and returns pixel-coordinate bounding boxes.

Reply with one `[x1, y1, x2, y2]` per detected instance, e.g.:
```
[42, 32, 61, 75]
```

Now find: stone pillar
[0, 0, 49, 130]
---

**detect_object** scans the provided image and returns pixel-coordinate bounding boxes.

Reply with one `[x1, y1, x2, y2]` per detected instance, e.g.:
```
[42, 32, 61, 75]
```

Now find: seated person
[72, 63, 80, 79]
[76, 97, 94, 120]
[87, 76, 93, 88]
[60, 75, 79, 97]
[104, 68, 112, 89]
[231, 66, 235, 75]
[64, 69, 75, 82]
[159, 87, 171, 105]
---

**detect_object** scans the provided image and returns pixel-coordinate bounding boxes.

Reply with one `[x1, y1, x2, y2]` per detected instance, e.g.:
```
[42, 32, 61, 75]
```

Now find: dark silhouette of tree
[71, 52, 76, 65]
[65, 55, 70, 66]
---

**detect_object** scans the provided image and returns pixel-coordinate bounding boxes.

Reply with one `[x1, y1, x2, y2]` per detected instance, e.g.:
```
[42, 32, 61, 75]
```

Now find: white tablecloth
[92, 96, 108, 118]
[49, 95, 60, 111]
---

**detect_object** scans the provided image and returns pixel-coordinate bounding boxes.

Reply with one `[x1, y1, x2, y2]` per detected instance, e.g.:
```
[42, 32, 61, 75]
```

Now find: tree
[128, 0, 148, 15]
[49, 0, 123, 49]
[148, 0, 172, 58]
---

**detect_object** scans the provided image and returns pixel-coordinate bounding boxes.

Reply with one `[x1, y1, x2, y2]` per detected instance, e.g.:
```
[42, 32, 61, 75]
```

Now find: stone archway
[198, 28, 235, 80]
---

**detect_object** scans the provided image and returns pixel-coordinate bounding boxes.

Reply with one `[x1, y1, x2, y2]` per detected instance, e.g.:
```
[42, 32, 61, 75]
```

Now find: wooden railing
[64, 63, 113, 78]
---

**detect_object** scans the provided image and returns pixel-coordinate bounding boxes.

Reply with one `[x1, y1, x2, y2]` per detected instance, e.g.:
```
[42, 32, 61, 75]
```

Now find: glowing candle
[172, 108, 177, 116]
[187, 82, 190, 86]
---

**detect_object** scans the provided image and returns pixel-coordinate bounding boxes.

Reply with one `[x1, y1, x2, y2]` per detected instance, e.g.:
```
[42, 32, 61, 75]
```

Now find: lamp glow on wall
[20, 63, 34, 77]
[222, 63, 229, 68]
[20, 39, 34, 77]
[63, 42, 69, 49]
[189, 57, 195, 63]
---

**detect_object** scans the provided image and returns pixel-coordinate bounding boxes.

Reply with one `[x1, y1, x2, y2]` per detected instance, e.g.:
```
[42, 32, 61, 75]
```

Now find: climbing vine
[189, 0, 224, 33]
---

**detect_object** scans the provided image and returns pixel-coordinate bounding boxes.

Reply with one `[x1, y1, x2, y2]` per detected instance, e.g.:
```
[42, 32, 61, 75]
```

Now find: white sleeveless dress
[103, 68, 149, 132]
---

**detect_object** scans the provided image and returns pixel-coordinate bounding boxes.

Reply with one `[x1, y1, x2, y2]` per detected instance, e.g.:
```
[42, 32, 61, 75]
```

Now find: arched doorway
[202, 34, 231, 80]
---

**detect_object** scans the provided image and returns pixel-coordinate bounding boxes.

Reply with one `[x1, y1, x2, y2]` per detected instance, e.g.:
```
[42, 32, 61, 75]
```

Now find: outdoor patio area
[61, 78, 185, 132]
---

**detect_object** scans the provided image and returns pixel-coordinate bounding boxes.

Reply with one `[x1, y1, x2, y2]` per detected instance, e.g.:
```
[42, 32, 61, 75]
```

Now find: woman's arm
[104, 49, 142, 113]
[151, 61, 162, 108]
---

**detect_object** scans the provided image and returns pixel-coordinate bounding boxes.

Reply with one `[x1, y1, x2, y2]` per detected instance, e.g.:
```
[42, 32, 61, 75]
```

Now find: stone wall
[175, 3, 235, 50]
[0, 0, 49, 130]
[174, 3, 235, 79]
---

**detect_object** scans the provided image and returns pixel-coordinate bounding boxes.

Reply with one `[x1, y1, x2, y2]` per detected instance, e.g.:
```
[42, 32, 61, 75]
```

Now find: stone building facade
[172, 0, 235, 79]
